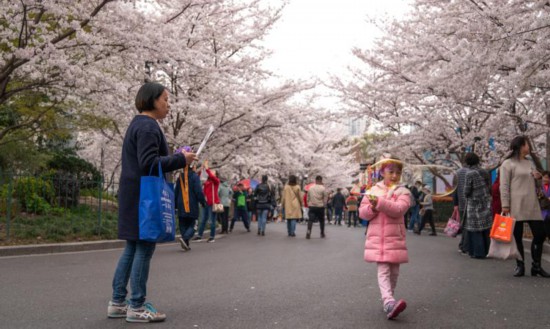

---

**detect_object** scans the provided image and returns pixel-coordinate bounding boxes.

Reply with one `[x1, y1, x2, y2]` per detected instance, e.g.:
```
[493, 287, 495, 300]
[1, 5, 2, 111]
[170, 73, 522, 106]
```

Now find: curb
[0, 240, 127, 257]
[0, 233, 230, 257]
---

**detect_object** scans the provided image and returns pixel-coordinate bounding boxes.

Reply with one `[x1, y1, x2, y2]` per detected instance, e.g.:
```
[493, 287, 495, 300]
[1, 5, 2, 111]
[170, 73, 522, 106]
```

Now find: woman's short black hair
[464, 152, 480, 166]
[135, 82, 167, 113]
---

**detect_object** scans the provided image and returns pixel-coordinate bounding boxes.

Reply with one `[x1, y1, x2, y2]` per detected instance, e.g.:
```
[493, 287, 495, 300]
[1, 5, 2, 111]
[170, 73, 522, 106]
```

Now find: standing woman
[217, 176, 232, 234]
[108, 82, 197, 322]
[280, 175, 303, 236]
[463, 153, 492, 259]
[500, 136, 549, 277]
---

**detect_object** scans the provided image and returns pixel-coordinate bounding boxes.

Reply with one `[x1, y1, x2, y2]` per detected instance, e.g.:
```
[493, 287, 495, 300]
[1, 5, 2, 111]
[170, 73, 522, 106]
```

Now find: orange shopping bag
[490, 213, 515, 243]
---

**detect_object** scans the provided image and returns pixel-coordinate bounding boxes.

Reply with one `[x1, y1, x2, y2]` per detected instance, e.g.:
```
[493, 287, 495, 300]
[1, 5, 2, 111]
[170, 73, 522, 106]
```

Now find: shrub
[13, 177, 55, 213]
[25, 193, 51, 214]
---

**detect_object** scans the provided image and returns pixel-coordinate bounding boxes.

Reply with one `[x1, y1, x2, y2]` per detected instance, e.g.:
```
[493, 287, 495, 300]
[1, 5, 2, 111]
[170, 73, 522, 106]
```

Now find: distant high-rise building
[348, 118, 364, 136]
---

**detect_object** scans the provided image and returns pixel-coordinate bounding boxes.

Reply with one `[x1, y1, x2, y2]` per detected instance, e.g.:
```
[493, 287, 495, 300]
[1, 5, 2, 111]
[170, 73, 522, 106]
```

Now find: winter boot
[513, 260, 525, 277]
[531, 262, 550, 278]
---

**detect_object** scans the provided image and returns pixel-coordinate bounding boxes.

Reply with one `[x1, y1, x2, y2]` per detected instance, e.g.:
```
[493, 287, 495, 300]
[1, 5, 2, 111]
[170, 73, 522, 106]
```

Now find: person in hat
[416, 185, 436, 236]
[359, 156, 410, 320]
[230, 183, 251, 233]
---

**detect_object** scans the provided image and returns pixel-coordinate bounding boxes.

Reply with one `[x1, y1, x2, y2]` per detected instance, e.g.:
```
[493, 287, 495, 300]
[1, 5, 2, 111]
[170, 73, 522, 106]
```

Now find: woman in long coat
[108, 82, 196, 322]
[281, 175, 303, 237]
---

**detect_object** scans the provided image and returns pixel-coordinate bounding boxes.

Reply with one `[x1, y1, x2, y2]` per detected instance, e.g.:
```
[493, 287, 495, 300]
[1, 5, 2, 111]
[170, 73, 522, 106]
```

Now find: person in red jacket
[301, 191, 308, 223]
[194, 160, 220, 243]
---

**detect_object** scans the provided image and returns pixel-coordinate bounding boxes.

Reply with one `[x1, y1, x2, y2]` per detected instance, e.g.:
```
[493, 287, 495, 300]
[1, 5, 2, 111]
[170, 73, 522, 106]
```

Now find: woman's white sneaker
[126, 302, 166, 323]
[107, 300, 128, 318]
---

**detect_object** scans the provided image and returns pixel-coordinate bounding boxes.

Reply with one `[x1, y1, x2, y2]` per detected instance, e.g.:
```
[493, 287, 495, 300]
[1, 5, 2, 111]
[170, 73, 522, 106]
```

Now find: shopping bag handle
[451, 207, 460, 221]
[148, 161, 164, 178]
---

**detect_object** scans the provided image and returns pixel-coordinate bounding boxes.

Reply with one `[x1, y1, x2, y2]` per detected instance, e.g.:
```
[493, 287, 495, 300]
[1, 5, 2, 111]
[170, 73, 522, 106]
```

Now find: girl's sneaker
[107, 300, 128, 318]
[385, 299, 407, 320]
[126, 302, 166, 323]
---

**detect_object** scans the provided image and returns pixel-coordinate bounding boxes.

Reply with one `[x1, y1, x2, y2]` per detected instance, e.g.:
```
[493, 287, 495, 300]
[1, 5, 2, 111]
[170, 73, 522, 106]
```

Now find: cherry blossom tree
[0, 0, 356, 186]
[334, 0, 550, 168]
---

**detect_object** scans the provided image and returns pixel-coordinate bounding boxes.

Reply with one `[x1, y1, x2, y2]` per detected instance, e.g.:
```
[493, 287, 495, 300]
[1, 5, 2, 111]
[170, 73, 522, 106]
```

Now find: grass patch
[0, 204, 118, 245]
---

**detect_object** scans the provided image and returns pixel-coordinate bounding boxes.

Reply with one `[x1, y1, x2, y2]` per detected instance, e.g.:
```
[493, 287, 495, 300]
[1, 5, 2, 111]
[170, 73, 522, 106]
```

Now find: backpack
[255, 184, 271, 204]
[237, 193, 246, 208]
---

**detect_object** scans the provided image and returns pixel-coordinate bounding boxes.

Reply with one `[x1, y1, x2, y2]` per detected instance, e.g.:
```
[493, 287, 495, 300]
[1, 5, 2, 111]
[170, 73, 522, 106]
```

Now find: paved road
[1, 222, 549, 329]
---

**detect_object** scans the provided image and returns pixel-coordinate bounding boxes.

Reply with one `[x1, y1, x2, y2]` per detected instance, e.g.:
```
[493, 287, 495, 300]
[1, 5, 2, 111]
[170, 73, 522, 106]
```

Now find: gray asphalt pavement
[1, 222, 549, 329]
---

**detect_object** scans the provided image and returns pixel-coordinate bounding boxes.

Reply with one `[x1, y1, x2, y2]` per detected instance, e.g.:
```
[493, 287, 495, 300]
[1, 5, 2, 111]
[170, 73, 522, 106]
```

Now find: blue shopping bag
[138, 162, 176, 243]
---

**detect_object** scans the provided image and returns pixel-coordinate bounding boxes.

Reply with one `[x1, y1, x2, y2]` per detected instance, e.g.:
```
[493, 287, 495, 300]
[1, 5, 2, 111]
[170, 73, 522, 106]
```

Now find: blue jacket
[218, 182, 233, 207]
[174, 169, 207, 219]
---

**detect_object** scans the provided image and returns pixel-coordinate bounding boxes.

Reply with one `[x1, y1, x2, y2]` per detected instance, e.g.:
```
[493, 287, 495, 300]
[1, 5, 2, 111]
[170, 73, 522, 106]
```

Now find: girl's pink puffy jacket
[359, 182, 411, 264]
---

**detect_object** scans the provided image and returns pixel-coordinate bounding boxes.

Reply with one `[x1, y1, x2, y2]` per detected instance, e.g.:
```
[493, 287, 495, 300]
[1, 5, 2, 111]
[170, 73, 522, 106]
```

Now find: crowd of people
[106, 82, 550, 323]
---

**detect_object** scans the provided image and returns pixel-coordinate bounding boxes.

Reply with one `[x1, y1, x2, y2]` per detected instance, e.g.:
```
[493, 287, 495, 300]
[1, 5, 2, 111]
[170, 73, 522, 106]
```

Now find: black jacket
[254, 183, 275, 210]
[332, 192, 346, 209]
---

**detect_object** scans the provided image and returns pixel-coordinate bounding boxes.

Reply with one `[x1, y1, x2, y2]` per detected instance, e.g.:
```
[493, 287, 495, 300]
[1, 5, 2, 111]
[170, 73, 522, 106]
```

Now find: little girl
[359, 157, 410, 320]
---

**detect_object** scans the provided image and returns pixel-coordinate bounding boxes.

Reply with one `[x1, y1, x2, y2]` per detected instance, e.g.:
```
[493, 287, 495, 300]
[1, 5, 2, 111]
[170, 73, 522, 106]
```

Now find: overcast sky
[261, 0, 411, 81]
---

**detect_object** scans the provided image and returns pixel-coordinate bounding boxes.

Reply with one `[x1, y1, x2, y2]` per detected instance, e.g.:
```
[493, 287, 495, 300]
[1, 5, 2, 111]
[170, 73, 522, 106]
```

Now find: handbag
[490, 213, 515, 243]
[444, 208, 460, 237]
[487, 236, 521, 260]
[211, 184, 224, 213]
[139, 162, 176, 243]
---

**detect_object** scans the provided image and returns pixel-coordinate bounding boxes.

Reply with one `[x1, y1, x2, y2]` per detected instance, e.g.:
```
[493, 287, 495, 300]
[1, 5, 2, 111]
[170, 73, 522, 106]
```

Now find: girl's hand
[203, 160, 209, 170]
[369, 195, 378, 209]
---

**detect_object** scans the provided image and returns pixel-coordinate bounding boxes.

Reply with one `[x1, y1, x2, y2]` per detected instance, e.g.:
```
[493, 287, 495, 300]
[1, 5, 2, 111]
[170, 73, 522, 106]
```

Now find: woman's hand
[203, 160, 209, 170]
[182, 151, 197, 165]
[502, 207, 510, 216]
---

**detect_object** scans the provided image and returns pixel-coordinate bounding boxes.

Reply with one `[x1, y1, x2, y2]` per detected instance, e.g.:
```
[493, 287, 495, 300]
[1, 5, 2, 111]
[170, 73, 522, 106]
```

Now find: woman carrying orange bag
[499, 136, 549, 278]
